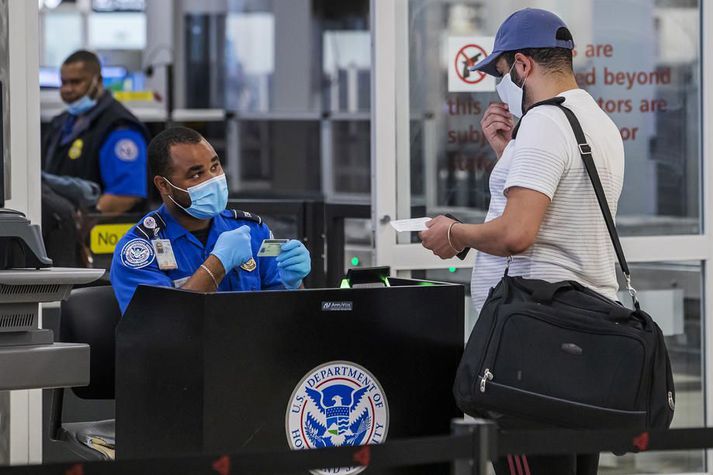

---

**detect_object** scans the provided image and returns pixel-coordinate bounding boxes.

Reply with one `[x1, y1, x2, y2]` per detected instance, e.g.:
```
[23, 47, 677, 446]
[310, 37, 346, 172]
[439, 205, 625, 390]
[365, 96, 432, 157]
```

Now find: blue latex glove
[211, 225, 253, 272]
[276, 240, 311, 289]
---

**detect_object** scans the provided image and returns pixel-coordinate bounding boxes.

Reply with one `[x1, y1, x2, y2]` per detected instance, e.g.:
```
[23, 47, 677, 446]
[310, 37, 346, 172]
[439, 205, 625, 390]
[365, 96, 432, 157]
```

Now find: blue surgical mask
[164, 174, 228, 220]
[496, 62, 526, 118]
[67, 95, 97, 116]
[66, 77, 99, 116]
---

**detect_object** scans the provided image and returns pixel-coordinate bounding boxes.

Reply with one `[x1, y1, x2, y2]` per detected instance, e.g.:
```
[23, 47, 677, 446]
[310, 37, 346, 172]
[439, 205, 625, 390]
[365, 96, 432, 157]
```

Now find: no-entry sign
[448, 37, 495, 93]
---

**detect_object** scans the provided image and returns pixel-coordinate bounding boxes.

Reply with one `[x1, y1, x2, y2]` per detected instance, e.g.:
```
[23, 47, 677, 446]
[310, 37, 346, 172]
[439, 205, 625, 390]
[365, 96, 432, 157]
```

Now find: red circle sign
[455, 44, 488, 85]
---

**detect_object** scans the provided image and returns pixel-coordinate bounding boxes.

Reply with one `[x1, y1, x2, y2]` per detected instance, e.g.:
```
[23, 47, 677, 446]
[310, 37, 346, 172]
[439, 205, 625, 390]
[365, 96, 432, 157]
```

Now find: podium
[116, 278, 464, 473]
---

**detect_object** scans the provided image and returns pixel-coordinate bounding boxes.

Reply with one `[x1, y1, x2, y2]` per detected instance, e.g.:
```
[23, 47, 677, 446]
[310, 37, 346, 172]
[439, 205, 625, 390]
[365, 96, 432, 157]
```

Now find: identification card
[389, 217, 431, 232]
[152, 239, 178, 270]
[258, 239, 289, 257]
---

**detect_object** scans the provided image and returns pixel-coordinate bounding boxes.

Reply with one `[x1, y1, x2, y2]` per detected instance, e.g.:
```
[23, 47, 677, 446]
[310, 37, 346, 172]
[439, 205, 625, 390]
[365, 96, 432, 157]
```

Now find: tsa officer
[110, 126, 311, 314]
[42, 50, 149, 213]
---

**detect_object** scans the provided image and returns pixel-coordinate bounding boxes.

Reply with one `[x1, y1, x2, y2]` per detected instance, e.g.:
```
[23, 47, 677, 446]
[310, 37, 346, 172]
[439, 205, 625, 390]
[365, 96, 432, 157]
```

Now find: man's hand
[419, 215, 459, 259]
[481, 103, 514, 158]
[211, 225, 253, 272]
[96, 194, 141, 215]
[276, 240, 311, 289]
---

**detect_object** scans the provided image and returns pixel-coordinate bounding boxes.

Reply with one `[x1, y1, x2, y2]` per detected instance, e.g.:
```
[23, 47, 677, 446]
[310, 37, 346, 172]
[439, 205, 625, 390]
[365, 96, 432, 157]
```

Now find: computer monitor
[345, 266, 390, 288]
[101, 65, 128, 91]
[39, 67, 61, 89]
[40, 65, 130, 91]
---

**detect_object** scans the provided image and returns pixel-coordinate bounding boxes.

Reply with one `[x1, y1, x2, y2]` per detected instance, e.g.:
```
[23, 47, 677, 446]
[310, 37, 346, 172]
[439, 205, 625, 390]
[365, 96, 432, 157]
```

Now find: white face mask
[496, 62, 525, 118]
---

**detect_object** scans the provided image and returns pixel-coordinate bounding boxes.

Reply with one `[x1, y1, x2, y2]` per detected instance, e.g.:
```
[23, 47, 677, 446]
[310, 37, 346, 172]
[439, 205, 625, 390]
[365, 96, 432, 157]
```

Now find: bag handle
[520, 97, 638, 307]
[531, 281, 583, 303]
[529, 280, 636, 322]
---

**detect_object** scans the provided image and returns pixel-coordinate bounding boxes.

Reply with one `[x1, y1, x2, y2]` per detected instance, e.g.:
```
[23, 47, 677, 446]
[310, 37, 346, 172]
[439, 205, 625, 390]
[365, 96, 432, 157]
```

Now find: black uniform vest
[42, 93, 150, 192]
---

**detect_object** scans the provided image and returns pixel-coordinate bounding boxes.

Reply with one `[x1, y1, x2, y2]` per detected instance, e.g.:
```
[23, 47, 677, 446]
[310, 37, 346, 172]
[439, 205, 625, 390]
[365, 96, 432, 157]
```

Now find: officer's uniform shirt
[110, 205, 284, 314]
[97, 128, 148, 197]
[58, 116, 148, 198]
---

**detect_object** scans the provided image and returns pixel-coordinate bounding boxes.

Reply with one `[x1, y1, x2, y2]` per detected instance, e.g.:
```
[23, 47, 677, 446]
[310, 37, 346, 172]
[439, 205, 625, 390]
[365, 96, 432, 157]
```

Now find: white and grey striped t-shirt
[471, 88, 625, 315]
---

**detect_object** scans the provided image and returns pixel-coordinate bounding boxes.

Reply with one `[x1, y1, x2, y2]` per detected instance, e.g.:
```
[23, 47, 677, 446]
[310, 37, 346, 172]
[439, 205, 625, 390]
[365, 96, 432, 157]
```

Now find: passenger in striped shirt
[420, 9, 624, 475]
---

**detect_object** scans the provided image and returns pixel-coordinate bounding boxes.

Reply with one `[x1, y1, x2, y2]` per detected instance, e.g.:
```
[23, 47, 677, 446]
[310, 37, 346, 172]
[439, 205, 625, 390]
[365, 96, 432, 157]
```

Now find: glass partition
[374, 1, 709, 472]
[41, 11, 83, 68]
[223, 0, 371, 199]
[405, 0, 700, 236]
[608, 262, 705, 473]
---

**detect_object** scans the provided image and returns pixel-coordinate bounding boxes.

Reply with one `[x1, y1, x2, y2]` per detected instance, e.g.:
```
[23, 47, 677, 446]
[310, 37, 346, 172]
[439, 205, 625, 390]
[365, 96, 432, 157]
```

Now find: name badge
[152, 239, 178, 271]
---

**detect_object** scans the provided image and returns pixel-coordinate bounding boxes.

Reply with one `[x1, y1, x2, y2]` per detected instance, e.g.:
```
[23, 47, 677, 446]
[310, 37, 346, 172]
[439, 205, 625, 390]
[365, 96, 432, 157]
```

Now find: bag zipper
[472, 301, 505, 383]
[503, 305, 646, 340]
[468, 281, 507, 398]
[478, 308, 647, 397]
[479, 368, 493, 393]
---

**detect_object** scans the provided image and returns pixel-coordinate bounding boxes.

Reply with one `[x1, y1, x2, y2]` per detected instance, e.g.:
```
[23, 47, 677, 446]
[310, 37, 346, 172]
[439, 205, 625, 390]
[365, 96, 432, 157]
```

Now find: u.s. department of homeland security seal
[120, 238, 155, 269]
[286, 361, 389, 475]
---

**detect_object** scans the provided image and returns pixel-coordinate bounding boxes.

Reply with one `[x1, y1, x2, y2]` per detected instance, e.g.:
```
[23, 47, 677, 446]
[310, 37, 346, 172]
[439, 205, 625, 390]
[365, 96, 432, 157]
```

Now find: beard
[510, 67, 530, 113]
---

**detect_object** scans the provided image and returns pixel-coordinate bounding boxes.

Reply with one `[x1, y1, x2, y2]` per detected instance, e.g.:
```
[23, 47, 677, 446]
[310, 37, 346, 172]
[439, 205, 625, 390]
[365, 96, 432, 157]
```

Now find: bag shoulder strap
[521, 97, 635, 298]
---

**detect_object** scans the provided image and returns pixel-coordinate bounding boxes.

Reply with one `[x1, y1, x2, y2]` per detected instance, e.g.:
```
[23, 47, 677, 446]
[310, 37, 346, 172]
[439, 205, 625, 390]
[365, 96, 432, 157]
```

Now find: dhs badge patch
[115, 138, 139, 162]
[286, 361, 389, 475]
[120, 238, 155, 269]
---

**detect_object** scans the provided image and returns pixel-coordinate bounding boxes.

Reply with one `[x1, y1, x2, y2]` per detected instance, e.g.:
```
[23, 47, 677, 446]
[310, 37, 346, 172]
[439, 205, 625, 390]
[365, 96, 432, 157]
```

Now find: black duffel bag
[453, 98, 675, 431]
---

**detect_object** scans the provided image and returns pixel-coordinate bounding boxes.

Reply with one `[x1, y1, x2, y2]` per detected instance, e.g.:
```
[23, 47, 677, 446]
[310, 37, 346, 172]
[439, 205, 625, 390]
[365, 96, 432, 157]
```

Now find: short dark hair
[148, 126, 204, 177]
[62, 50, 102, 76]
[501, 27, 574, 74]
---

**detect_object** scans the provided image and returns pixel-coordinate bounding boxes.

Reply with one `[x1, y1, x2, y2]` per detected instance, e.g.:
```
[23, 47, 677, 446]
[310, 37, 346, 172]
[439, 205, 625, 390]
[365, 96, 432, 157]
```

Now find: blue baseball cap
[473, 8, 574, 77]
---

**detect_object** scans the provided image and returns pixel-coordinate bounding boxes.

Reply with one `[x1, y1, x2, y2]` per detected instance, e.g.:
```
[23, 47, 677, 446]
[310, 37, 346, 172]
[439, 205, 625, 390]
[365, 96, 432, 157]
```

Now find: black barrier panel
[498, 427, 713, 456]
[116, 280, 465, 475]
[5, 426, 713, 475]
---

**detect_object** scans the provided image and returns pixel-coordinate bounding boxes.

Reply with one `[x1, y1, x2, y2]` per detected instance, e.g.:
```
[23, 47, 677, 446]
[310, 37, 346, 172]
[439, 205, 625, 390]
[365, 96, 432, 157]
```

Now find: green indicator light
[351, 257, 360, 266]
[448, 266, 457, 273]
[339, 279, 351, 289]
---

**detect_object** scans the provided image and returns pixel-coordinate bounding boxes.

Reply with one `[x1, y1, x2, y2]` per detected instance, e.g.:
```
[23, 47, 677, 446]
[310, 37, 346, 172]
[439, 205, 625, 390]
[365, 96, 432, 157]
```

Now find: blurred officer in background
[42, 49, 150, 266]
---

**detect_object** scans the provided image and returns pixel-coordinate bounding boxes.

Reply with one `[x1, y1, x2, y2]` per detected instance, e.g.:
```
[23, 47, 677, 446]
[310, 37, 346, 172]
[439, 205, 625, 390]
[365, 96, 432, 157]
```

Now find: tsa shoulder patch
[114, 138, 139, 162]
[120, 238, 155, 269]
[225, 209, 263, 225]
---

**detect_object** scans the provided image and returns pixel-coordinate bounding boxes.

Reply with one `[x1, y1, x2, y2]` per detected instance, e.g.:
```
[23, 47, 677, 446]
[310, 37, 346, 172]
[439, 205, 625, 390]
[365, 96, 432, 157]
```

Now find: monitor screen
[101, 65, 128, 91]
[39, 67, 61, 89]
[39, 65, 129, 90]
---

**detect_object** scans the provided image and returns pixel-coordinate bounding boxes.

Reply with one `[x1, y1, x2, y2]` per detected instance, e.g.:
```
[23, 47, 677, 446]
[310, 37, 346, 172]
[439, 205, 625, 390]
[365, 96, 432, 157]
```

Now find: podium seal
[286, 361, 389, 475]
